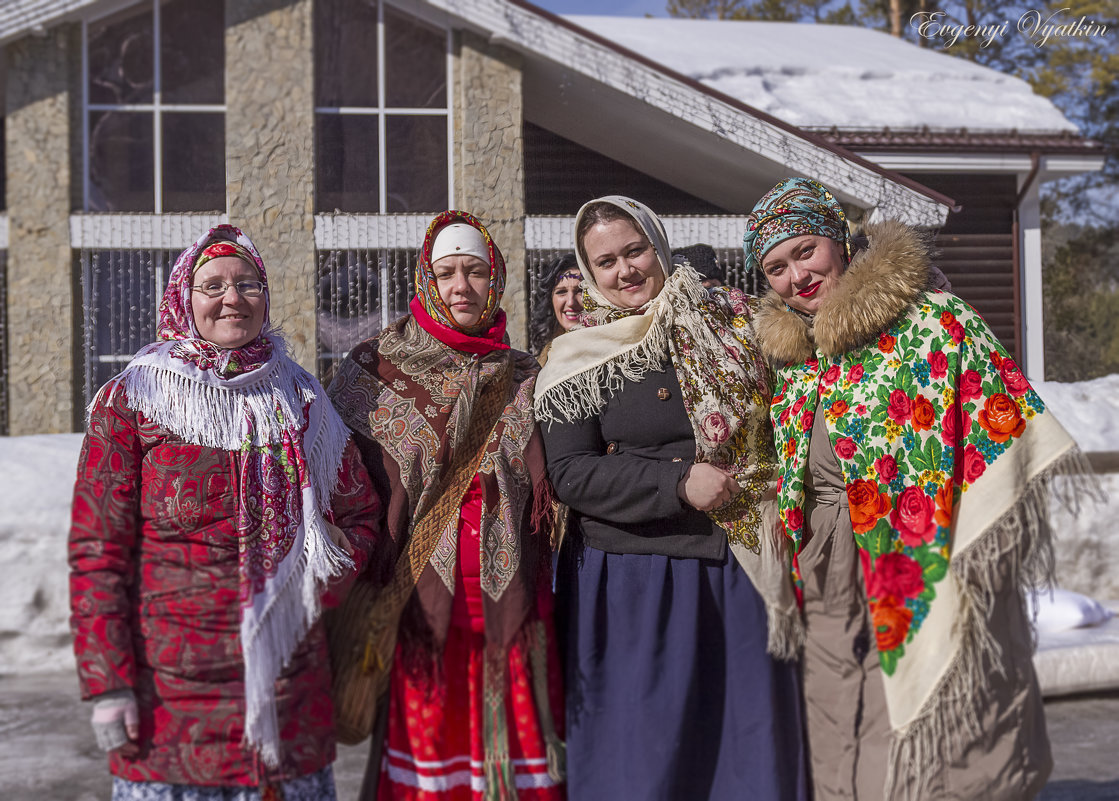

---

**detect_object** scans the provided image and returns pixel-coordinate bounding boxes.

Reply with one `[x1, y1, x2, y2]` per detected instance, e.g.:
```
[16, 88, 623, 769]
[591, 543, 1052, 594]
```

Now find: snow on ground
[1035, 375, 1119, 454]
[0, 376, 1115, 676]
[0, 434, 85, 675]
[565, 16, 1075, 133]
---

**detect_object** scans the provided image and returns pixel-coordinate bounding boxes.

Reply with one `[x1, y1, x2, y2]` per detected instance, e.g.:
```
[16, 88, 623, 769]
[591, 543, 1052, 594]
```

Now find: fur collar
[754, 220, 932, 364]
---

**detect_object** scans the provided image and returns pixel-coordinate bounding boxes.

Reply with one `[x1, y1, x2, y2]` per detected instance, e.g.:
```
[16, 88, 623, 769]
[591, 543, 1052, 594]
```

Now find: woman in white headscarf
[328, 211, 564, 801]
[534, 196, 807, 801]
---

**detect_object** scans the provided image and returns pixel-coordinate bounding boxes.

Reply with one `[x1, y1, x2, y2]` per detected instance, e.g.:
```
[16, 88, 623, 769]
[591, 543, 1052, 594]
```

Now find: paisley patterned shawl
[760, 220, 1096, 795]
[534, 195, 800, 658]
[92, 224, 353, 767]
[328, 213, 550, 650]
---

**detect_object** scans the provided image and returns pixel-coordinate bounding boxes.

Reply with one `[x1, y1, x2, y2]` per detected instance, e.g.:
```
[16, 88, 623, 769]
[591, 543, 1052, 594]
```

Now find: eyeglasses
[190, 280, 266, 298]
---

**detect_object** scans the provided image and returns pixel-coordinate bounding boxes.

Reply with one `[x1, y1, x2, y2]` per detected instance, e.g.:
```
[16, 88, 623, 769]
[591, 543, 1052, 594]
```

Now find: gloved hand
[91, 688, 139, 751]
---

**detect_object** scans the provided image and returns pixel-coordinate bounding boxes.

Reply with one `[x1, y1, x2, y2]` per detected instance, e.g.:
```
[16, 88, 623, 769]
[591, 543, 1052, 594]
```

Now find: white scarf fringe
[883, 447, 1099, 799]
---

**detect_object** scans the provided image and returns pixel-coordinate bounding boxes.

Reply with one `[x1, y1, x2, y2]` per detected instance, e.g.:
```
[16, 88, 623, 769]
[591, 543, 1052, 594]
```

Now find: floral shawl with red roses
[757, 220, 1089, 797]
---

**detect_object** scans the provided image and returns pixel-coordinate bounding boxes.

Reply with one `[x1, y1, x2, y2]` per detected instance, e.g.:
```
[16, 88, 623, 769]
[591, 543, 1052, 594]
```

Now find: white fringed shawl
[100, 334, 352, 767]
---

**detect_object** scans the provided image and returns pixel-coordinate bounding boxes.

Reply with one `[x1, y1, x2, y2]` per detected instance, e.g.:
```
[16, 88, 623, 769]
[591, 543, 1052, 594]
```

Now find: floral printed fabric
[70, 390, 380, 784]
[100, 224, 355, 766]
[771, 289, 1050, 676]
[671, 286, 778, 553]
[110, 766, 336, 800]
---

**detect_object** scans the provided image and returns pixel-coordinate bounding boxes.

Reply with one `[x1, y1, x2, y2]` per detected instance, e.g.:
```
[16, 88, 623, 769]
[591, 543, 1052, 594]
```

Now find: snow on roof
[565, 16, 1076, 135]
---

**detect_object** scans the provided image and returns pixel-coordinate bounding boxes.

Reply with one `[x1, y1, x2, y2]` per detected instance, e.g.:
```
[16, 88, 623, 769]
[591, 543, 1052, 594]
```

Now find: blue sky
[531, 0, 667, 16]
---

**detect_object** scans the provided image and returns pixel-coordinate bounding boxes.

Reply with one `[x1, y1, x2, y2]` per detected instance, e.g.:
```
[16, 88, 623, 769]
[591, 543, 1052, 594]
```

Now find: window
[74, 215, 225, 406]
[317, 247, 415, 384]
[314, 0, 451, 213]
[84, 0, 226, 212]
[80, 248, 170, 398]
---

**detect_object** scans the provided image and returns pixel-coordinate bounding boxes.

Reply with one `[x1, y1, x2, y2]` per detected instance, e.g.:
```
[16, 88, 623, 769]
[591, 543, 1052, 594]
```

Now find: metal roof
[0, 0, 101, 45]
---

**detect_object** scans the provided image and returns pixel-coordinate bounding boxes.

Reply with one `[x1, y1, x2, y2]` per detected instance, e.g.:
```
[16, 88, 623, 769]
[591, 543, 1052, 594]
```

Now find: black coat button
[657, 388, 671, 400]
[606, 442, 618, 454]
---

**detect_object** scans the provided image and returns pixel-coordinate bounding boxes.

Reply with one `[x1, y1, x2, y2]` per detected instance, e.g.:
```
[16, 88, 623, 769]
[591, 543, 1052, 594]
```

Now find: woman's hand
[325, 521, 355, 557]
[677, 463, 739, 511]
[91, 688, 140, 756]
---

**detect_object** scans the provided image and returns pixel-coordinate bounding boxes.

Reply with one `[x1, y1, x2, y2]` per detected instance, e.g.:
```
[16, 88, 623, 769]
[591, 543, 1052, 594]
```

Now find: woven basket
[325, 579, 391, 745]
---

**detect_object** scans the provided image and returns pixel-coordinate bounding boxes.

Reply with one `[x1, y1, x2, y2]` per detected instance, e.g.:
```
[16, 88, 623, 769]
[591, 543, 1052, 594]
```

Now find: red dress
[378, 478, 564, 800]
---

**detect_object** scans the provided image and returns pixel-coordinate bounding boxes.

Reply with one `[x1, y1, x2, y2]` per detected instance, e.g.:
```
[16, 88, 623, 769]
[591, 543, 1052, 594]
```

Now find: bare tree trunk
[890, 0, 903, 36]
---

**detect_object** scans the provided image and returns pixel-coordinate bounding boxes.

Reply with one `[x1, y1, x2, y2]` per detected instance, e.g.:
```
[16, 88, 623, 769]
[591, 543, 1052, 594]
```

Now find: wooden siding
[904, 173, 1020, 361]
[524, 122, 727, 215]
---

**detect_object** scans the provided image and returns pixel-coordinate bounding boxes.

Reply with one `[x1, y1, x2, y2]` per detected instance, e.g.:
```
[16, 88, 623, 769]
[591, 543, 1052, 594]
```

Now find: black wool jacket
[540, 361, 727, 560]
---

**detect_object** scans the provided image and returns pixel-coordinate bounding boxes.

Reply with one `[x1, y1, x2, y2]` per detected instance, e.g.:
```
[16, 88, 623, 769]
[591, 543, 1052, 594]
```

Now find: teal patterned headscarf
[743, 177, 852, 273]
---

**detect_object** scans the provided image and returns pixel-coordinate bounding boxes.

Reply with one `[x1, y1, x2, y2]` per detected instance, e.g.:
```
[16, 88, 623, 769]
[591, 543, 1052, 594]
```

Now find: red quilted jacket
[69, 388, 382, 785]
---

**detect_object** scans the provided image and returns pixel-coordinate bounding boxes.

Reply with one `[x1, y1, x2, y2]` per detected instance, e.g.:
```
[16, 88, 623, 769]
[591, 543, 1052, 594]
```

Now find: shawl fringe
[533, 264, 709, 426]
[883, 447, 1097, 799]
[242, 493, 354, 766]
[766, 603, 806, 661]
[104, 347, 350, 511]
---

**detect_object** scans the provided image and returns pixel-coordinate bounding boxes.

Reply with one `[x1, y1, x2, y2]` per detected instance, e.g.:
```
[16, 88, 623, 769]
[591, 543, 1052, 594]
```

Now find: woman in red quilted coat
[69, 225, 382, 800]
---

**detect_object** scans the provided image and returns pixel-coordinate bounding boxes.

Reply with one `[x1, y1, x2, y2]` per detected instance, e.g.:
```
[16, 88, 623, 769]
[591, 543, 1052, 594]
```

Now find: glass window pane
[385, 115, 446, 213]
[315, 0, 378, 108]
[82, 250, 160, 401]
[316, 115, 379, 213]
[88, 4, 154, 105]
[162, 112, 225, 212]
[317, 248, 415, 385]
[161, 0, 224, 104]
[384, 7, 445, 109]
[88, 111, 154, 212]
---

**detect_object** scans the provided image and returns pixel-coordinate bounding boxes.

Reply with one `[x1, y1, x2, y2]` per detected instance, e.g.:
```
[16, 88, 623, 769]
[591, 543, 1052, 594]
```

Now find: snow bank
[0, 434, 84, 675]
[1035, 375, 1119, 453]
[565, 16, 1075, 133]
[1, 375, 1115, 675]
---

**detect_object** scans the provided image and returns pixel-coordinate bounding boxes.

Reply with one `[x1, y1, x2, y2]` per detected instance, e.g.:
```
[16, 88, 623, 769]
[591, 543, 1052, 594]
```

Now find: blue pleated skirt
[556, 541, 808, 801]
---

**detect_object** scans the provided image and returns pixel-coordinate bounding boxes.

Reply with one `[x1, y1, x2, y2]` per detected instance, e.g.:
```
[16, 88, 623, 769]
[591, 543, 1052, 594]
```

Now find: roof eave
[445, 0, 955, 225]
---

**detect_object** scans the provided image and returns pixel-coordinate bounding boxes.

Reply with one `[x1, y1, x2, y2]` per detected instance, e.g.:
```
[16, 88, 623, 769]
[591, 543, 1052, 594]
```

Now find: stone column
[225, 0, 317, 369]
[6, 25, 81, 434]
[454, 32, 528, 349]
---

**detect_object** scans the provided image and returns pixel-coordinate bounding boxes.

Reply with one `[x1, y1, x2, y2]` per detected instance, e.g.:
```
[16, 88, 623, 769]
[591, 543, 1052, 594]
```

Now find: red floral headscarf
[157, 224, 272, 377]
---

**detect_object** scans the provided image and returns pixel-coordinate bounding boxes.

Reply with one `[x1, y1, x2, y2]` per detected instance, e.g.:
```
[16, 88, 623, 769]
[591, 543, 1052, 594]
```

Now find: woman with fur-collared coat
[744, 177, 1086, 801]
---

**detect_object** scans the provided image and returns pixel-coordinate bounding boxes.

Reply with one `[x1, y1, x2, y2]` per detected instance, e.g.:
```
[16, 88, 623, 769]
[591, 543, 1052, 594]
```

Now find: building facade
[0, 0, 952, 434]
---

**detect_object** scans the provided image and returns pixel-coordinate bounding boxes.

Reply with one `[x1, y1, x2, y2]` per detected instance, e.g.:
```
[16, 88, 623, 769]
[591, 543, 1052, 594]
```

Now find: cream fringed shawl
[534, 195, 801, 658]
[759, 220, 1101, 798]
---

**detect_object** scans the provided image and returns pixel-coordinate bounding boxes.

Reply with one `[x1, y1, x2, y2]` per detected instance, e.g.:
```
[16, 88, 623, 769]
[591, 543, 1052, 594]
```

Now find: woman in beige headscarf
[534, 195, 806, 801]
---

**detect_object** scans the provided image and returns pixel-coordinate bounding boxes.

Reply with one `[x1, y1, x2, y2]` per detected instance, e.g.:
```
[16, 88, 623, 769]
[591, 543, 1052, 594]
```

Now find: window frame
[313, 0, 455, 214]
[81, 0, 227, 213]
